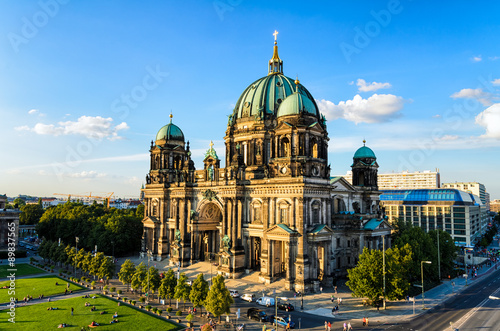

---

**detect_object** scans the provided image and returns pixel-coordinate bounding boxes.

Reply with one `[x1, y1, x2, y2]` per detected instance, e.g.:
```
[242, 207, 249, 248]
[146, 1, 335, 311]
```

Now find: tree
[190, 273, 209, 315]
[90, 252, 106, 279]
[38, 240, 51, 262]
[75, 248, 87, 274]
[13, 197, 26, 208]
[136, 204, 145, 218]
[19, 203, 44, 225]
[118, 259, 136, 291]
[385, 244, 413, 300]
[49, 241, 59, 264]
[65, 245, 76, 268]
[346, 247, 383, 304]
[83, 252, 93, 275]
[159, 269, 177, 306]
[205, 274, 233, 321]
[98, 256, 115, 283]
[143, 266, 161, 301]
[131, 262, 147, 294]
[429, 229, 457, 279]
[174, 272, 191, 309]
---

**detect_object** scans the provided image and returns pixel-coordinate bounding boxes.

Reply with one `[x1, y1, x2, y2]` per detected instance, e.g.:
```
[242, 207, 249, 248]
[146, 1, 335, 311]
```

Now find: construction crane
[53, 192, 114, 208]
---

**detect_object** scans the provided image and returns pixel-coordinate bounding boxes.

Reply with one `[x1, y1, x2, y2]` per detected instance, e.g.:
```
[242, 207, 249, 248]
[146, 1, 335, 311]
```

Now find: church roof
[363, 218, 384, 230]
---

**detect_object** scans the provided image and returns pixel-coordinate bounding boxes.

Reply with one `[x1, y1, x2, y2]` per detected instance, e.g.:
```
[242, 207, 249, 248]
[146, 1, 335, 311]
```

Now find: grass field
[0, 275, 85, 303]
[0, 294, 182, 330]
[0, 263, 46, 279]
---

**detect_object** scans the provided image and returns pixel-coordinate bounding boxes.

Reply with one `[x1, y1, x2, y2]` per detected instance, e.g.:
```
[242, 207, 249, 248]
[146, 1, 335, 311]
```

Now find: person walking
[71, 307, 74, 316]
[366, 317, 369, 326]
[327, 321, 331, 331]
[347, 322, 352, 330]
[363, 317, 366, 326]
[325, 321, 328, 331]
[343, 322, 347, 331]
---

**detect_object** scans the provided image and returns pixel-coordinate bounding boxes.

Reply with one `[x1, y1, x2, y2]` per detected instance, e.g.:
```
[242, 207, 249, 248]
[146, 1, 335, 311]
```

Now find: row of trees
[36, 202, 144, 256]
[347, 219, 457, 304]
[38, 240, 115, 282]
[118, 259, 233, 320]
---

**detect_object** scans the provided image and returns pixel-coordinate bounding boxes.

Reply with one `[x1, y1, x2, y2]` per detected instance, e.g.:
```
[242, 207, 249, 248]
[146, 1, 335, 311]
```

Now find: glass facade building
[380, 189, 487, 247]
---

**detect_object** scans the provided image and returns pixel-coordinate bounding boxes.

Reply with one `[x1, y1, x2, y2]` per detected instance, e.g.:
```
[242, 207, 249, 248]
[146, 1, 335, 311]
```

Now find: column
[263, 198, 269, 230]
[237, 198, 242, 240]
[232, 199, 237, 244]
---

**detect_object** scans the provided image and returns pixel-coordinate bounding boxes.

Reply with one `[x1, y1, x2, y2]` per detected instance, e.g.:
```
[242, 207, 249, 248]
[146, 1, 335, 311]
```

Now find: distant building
[380, 189, 488, 246]
[0, 195, 20, 249]
[442, 182, 489, 210]
[109, 199, 142, 209]
[490, 200, 500, 213]
[342, 170, 440, 190]
[41, 198, 66, 208]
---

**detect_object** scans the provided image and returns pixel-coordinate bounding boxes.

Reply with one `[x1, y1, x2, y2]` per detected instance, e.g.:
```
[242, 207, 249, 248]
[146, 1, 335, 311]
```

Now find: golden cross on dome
[209, 141, 214, 149]
[273, 30, 278, 43]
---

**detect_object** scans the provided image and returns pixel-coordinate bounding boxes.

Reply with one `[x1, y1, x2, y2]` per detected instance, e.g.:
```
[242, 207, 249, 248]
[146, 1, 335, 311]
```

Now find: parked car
[270, 315, 295, 329]
[241, 293, 255, 302]
[247, 308, 268, 322]
[277, 302, 294, 311]
[229, 289, 240, 298]
[256, 296, 275, 307]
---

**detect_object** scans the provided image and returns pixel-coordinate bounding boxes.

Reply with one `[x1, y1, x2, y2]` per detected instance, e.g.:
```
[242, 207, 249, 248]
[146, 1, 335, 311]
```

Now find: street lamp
[421, 260, 432, 309]
[382, 234, 386, 310]
[437, 227, 441, 281]
[74, 237, 79, 277]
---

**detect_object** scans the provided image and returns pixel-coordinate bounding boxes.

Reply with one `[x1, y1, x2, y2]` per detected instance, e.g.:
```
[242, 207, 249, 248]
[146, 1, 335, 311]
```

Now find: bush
[202, 324, 213, 331]
[152, 307, 158, 313]
[140, 297, 146, 303]
[91, 281, 96, 288]
[117, 290, 122, 295]
[186, 313, 194, 322]
[110, 287, 116, 292]
[104, 285, 109, 292]
[146, 305, 152, 311]
[157, 309, 162, 316]
[122, 297, 127, 302]
[131, 300, 136, 305]
[176, 310, 182, 317]
[166, 307, 172, 313]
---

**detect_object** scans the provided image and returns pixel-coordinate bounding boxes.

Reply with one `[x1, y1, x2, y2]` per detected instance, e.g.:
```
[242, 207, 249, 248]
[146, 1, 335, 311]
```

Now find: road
[370, 267, 500, 331]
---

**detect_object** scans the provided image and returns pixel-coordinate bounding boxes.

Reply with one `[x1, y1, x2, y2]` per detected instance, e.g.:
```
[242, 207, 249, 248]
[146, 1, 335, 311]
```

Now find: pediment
[142, 216, 160, 226]
[264, 223, 300, 238]
[308, 224, 334, 235]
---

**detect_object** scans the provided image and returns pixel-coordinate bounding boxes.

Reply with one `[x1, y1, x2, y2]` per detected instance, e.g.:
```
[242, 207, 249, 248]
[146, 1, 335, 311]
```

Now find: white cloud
[432, 114, 442, 118]
[436, 135, 459, 141]
[15, 125, 30, 131]
[28, 109, 38, 115]
[492, 79, 500, 86]
[19, 116, 129, 140]
[489, 56, 500, 61]
[475, 103, 500, 139]
[317, 94, 406, 124]
[450, 88, 495, 106]
[356, 79, 391, 92]
[66, 171, 107, 179]
[472, 55, 482, 62]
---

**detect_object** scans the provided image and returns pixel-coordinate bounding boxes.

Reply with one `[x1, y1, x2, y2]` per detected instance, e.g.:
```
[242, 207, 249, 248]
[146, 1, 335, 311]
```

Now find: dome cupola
[155, 113, 185, 146]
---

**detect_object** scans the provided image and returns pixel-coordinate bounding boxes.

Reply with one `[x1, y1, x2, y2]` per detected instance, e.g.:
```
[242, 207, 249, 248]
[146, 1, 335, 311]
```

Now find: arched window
[281, 137, 290, 157]
[312, 140, 318, 158]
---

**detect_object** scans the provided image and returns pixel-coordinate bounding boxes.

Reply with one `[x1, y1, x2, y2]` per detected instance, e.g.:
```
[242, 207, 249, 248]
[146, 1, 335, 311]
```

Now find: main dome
[353, 146, 376, 159]
[231, 36, 320, 122]
[233, 74, 319, 120]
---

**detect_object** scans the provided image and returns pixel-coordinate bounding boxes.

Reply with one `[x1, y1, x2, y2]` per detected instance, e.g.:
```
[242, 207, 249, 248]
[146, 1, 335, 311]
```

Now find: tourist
[71, 307, 74, 316]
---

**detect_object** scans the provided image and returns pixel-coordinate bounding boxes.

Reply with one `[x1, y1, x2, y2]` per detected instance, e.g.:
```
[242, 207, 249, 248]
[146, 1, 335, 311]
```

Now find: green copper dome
[232, 74, 319, 121]
[353, 146, 376, 159]
[277, 90, 318, 117]
[156, 122, 184, 144]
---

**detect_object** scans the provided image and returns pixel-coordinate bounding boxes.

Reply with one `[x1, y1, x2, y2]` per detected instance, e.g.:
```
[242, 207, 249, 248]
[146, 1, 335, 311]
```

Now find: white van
[256, 296, 275, 307]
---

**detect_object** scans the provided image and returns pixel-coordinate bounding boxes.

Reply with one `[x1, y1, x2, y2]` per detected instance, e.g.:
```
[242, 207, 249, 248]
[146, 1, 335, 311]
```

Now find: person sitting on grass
[113, 312, 118, 318]
[85, 302, 90, 307]
[55, 282, 59, 286]
[90, 306, 96, 311]
[89, 321, 100, 327]
[92, 295, 97, 299]
[58, 323, 67, 328]
[100, 311, 106, 315]
[110, 319, 118, 324]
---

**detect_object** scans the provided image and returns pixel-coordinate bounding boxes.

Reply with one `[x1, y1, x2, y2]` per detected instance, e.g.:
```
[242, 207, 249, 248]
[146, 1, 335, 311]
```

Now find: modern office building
[380, 189, 488, 246]
[342, 170, 440, 190]
[490, 200, 500, 213]
[442, 182, 489, 210]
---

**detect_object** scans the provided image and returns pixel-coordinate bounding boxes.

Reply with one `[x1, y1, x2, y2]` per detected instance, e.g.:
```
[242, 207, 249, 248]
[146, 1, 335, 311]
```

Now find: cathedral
[141, 33, 391, 292]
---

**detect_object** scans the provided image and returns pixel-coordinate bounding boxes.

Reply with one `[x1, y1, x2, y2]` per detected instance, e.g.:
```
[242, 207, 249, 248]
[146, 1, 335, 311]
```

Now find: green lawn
[0, 275, 85, 303]
[0, 294, 182, 330]
[0, 263, 46, 279]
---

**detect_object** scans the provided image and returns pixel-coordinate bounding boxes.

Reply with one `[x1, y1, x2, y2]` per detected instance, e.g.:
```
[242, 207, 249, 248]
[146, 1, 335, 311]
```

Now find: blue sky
[1, 1, 500, 199]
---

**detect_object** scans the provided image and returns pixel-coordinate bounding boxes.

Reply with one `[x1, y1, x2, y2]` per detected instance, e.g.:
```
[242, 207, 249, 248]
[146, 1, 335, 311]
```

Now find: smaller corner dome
[155, 122, 185, 144]
[277, 91, 319, 118]
[353, 146, 376, 159]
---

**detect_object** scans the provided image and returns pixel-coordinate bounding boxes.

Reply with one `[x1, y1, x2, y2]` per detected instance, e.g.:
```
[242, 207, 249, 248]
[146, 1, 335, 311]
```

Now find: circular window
[277, 98, 282, 104]
[276, 81, 281, 86]
[281, 166, 287, 174]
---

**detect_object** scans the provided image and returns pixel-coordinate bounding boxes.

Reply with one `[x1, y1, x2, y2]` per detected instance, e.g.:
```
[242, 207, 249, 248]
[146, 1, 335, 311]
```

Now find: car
[247, 308, 267, 322]
[241, 293, 255, 302]
[277, 302, 294, 311]
[256, 296, 275, 307]
[270, 315, 295, 329]
[229, 289, 240, 298]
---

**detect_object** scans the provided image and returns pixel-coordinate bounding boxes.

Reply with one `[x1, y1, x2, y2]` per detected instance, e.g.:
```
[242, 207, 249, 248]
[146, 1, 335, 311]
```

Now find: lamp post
[437, 228, 441, 281]
[382, 234, 386, 310]
[74, 237, 79, 277]
[421, 260, 432, 309]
